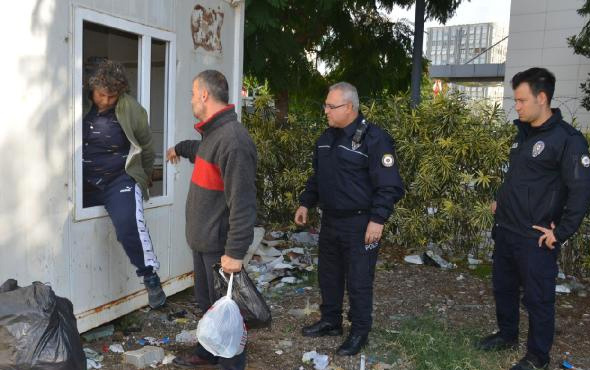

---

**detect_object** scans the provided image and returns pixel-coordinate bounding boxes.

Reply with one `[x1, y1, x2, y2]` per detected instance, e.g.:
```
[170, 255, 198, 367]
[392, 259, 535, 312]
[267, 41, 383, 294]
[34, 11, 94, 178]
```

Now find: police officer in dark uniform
[295, 82, 404, 356]
[476, 68, 590, 370]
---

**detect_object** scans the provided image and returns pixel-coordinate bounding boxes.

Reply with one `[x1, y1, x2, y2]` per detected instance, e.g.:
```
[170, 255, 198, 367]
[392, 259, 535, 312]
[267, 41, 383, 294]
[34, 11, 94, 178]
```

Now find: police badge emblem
[581, 155, 590, 168]
[382, 154, 394, 167]
[532, 141, 545, 157]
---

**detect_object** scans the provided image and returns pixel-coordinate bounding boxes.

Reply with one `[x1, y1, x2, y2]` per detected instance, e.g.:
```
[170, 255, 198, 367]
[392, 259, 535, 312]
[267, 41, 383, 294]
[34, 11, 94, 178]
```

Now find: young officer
[477, 67, 590, 370]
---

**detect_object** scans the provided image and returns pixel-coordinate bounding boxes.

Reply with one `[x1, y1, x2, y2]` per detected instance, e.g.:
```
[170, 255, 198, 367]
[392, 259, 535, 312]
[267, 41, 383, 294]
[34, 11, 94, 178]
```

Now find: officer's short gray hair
[329, 82, 359, 112]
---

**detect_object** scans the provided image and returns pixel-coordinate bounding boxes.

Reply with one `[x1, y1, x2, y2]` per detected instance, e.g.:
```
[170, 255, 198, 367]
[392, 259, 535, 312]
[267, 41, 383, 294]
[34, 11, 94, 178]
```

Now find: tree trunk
[411, 0, 425, 108]
[276, 89, 289, 124]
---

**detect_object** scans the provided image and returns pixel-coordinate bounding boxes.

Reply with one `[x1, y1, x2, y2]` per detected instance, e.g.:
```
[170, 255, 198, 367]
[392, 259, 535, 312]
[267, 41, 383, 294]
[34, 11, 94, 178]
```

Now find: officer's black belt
[322, 209, 369, 217]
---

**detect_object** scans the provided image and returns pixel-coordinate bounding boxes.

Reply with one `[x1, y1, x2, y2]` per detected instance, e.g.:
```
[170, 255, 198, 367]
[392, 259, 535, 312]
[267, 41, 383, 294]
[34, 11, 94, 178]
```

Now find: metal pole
[410, 0, 426, 108]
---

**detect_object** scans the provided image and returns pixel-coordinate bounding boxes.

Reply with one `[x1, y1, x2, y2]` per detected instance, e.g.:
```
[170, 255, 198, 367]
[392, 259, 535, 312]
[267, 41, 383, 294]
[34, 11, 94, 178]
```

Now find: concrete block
[123, 346, 165, 368]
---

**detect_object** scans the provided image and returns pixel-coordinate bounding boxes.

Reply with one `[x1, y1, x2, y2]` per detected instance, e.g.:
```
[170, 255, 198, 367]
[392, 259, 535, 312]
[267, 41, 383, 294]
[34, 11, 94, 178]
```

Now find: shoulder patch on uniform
[581, 155, 590, 168]
[382, 154, 394, 167]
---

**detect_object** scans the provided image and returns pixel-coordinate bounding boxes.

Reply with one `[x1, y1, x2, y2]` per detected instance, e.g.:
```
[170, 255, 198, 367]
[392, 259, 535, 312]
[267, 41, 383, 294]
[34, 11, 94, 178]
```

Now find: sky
[389, 0, 512, 29]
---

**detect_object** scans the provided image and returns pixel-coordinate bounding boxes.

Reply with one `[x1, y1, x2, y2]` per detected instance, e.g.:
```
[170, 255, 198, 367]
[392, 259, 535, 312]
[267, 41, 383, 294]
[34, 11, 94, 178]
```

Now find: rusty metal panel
[191, 4, 224, 53]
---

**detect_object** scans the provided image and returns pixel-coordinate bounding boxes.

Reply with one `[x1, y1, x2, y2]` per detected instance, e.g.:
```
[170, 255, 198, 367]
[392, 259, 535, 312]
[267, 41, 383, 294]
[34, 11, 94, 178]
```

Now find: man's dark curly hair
[88, 59, 129, 95]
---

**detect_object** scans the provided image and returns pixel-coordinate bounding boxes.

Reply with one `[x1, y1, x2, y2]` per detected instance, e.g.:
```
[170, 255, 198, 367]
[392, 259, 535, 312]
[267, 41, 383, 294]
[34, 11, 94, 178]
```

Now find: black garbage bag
[0, 280, 86, 370]
[212, 264, 272, 329]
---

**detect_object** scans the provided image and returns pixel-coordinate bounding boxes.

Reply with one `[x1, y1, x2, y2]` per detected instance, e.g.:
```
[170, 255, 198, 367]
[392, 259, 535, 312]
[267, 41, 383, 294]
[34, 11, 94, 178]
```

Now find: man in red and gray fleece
[167, 70, 257, 369]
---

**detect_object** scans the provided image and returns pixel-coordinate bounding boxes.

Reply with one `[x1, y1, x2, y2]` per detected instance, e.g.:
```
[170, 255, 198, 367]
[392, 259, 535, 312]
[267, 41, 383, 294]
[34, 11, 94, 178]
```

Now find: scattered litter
[275, 350, 284, 355]
[467, 257, 482, 265]
[283, 247, 306, 255]
[270, 231, 285, 239]
[302, 350, 329, 370]
[281, 277, 297, 284]
[257, 245, 283, 257]
[569, 280, 586, 293]
[84, 348, 104, 362]
[278, 340, 293, 348]
[288, 298, 320, 318]
[109, 343, 124, 353]
[558, 272, 566, 279]
[137, 336, 170, 346]
[87, 359, 102, 369]
[124, 346, 165, 369]
[374, 362, 394, 370]
[290, 232, 319, 245]
[162, 354, 176, 365]
[82, 324, 115, 342]
[456, 274, 465, 281]
[561, 351, 580, 369]
[556, 284, 572, 294]
[261, 239, 286, 248]
[175, 329, 199, 344]
[404, 255, 423, 265]
[242, 227, 265, 266]
[168, 309, 187, 320]
[84, 348, 104, 369]
[360, 354, 366, 370]
[422, 251, 456, 269]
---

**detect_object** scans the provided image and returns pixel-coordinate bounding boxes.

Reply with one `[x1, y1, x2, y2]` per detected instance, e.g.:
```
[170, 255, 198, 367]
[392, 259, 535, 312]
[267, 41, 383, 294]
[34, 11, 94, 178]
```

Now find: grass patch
[369, 315, 519, 370]
[468, 263, 493, 279]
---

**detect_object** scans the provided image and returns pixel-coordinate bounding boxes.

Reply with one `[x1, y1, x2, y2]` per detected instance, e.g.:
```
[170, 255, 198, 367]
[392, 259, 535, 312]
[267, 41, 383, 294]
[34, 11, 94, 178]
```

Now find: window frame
[73, 7, 177, 221]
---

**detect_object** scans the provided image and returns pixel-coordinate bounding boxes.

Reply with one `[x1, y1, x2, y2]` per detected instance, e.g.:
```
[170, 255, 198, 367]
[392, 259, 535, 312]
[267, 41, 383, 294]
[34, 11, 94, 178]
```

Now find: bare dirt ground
[85, 248, 590, 370]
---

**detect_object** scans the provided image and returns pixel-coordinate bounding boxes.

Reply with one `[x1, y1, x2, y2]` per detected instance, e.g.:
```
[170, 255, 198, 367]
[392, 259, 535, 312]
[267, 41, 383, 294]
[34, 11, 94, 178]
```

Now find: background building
[427, 22, 508, 103]
[503, 0, 590, 126]
[426, 22, 507, 65]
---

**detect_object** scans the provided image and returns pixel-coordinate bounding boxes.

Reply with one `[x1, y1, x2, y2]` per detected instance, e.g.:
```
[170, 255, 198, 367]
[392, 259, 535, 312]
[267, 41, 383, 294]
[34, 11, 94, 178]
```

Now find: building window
[74, 8, 177, 221]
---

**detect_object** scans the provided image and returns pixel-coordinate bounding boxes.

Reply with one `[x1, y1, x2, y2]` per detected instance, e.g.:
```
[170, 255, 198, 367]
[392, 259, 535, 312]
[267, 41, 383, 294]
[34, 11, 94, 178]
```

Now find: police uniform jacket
[299, 114, 404, 224]
[495, 108, 590, 243]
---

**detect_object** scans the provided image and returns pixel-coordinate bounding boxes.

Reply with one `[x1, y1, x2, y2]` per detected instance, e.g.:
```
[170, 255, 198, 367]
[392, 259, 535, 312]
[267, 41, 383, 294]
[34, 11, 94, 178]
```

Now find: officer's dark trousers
[83, 174, 160, 277]
[492, 227, 558, 364]
[318, 213, 379, 335]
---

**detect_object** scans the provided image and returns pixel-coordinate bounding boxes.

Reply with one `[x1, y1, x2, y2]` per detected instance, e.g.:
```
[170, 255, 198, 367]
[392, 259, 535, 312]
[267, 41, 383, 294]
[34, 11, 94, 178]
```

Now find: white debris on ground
[301, 350, 329, 370]
[108, 343, 124, 353]
[403, 255, 423, 265]
[175, 329, 198, 344]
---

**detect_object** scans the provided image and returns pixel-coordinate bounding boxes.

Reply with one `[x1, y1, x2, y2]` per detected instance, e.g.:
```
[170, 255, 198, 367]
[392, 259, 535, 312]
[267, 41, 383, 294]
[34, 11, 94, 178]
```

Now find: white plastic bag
[196, 272, 247, 358]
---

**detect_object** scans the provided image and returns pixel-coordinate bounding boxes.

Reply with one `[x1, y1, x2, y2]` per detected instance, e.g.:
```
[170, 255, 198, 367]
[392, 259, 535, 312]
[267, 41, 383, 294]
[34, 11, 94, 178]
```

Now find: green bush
[243, 90, 324, 227]
[364, 93, 514, 258]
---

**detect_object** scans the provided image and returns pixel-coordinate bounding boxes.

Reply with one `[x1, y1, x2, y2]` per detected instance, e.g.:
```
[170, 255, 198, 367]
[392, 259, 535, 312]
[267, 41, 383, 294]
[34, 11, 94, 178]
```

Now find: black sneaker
[475, 332, 518, 351]
[510, 353, 549, 370]
[144, 273, 166, 309]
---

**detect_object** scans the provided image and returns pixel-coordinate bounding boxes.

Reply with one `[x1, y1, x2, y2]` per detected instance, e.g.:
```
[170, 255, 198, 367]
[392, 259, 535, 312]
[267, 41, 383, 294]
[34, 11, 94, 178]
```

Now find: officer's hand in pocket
[294, 206, 308, 226]
[532, 222, 557, 249]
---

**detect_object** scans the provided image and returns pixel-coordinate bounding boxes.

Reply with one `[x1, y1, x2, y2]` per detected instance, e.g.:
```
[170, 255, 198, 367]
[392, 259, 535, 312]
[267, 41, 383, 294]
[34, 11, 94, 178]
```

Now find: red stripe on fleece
[191, 156, 224, 191]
